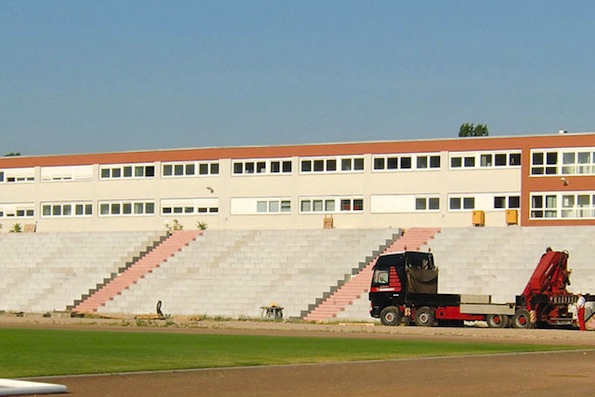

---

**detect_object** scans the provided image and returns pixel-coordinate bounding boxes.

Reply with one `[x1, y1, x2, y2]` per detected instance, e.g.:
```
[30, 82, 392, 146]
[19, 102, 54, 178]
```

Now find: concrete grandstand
[1, 227, 593, 322]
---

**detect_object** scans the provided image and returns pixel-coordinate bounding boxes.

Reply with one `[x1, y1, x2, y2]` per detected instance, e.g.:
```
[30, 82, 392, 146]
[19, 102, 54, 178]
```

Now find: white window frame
[255, 199, 292, 214]
[493, 195, 521, 210]
[449, 150, 521, 170]
[530, 147, 595, 176]
[98, 200, 156, 216]
[300, 156, 364, 174]
[299, 196, 364, 213]
[372, 153, 441, 172]
[530, 191, 595, 219]
[41, 202, 93, 218]
[448, 195, 476, 211]
[162, 161, 220, 178]
[0, 202, 35, 218]
[0, 167, 35, 183]
[232, 158, 292, 176]
[99, 163, 156, 180]
[40, 165, 94, 182]
[161, 198, 219, 216]
[415, 196, 441, 211]
[230, 197, 291, 215]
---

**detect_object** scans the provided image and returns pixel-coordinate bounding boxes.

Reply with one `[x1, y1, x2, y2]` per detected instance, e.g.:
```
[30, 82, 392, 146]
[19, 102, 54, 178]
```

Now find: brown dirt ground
[3, 313, 595, 397]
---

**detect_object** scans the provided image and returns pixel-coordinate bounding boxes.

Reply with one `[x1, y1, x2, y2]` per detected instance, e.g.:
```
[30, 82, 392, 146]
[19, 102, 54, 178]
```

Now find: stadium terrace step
[72, 230, 202, 313]
[96, 229, 400, 318]
[303, 228, 441, 322]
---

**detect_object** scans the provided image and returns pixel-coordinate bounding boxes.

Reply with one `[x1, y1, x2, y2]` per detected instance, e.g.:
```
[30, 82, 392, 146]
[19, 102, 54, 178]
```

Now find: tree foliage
[459, 123, 489, 137]
[4, 152, 21, 156]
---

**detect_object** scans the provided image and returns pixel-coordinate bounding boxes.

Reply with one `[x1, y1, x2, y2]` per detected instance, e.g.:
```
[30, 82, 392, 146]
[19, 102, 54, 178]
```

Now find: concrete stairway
[303, 228, 441, 322]
[72, 230, 202, 314]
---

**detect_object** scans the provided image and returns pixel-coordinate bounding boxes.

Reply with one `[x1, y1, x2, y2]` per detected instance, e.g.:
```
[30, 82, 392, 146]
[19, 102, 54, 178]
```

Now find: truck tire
[380, 306, 401, 326]
[486, 314, 509, 328]
[512, 309, 535, 329]
[414, 306, 435, 327]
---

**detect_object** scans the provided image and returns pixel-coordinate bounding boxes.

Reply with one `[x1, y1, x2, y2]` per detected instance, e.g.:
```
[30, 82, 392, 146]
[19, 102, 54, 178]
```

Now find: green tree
[458, 123, 489, 137]
[4, 152, 21, 156]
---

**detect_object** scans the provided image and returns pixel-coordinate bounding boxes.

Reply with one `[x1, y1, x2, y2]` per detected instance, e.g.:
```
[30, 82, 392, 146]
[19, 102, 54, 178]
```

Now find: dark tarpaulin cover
[406, 267, 438, 294]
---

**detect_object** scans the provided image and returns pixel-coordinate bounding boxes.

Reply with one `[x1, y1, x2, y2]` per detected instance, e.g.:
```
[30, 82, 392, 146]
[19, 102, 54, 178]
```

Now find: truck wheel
[380, 306, 401, 326]
[414, 306, 435, 327]
[512, 309, 535, 329]
[486, 314, 508, 328]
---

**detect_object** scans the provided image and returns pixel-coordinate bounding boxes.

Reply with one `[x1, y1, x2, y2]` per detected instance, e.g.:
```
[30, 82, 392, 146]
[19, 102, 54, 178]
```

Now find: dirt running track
[5, 317, 594, 397]
[33, 351, 593, 397]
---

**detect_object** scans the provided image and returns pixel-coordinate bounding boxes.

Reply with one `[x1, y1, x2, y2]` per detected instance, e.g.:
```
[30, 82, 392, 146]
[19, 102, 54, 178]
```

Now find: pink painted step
[304, 228, 440, 321]
[73, 230, 202, 313]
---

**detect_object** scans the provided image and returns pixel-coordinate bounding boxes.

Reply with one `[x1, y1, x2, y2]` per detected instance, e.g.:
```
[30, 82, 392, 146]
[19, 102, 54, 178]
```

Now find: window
[372, 153, 440, 172]
[449, 196, 475, 211]
[0, 203, 35, 218]
[495, 154, 507, 166]
[314, 160, 324, 172]
[494, 195, 520, 209]
[374, 158, 385, 170]
[463, 197, 475, 209]
[528, 149, 585, 176]
[561, 151, 594, 175]
[341, 159, 352, 171]
[161, 198, 219, 215]
[531, 192, 595, 219]
[270, 160, 292, 174]
[100, 164, 156, 179]
[326, 159, 337, 171]
[41, 165, 94, 182]
[400, 157, 412, 169]
[429, 155, 441, 168]
[509, 153, 521, 166]
[300, 197, 362, 213]
[416, 156, 428, 169]
[415, 197, 440, 211]
[98, 200, 155, 216]
[530, 194, 557, 218]
[480, 154, 493, 167]
[256, 199, 291, 213]
[450, 151, 520, 169]
[300, 199, 335, 213]
[162, 161, 218, 177]
[233, 159, 292, 175]
[0, 168, 35, 183]
[300, 156, 364, 174]
[41, 202, 93, 218]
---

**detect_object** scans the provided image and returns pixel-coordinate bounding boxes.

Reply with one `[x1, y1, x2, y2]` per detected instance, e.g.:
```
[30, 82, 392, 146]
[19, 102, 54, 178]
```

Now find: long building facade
[0, 132, 594, 233]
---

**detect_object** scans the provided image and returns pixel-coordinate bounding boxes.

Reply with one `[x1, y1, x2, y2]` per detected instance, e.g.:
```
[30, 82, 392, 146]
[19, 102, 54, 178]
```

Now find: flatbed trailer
[369, 250, 592, 329]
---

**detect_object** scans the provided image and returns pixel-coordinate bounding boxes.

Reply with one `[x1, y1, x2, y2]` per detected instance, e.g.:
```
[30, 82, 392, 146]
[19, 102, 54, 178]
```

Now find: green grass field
[0, 328, 584, 378]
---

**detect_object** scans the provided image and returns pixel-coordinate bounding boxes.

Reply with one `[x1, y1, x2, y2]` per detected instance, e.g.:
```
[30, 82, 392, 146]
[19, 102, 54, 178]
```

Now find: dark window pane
[400, 157, 412, 169]
[326, 159, 337, 171]
[374, 158, 385, 170]
[387, 157, 398, 169]
[429, 156, 441, 168]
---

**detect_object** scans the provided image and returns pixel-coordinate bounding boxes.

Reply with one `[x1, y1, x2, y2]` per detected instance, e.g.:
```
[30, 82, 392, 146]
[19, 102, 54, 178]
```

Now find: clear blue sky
[2, 1, 595, 156]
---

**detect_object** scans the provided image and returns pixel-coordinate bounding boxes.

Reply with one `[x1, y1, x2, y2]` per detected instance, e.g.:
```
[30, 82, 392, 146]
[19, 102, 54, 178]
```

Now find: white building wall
[0, 150, 525, 232]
